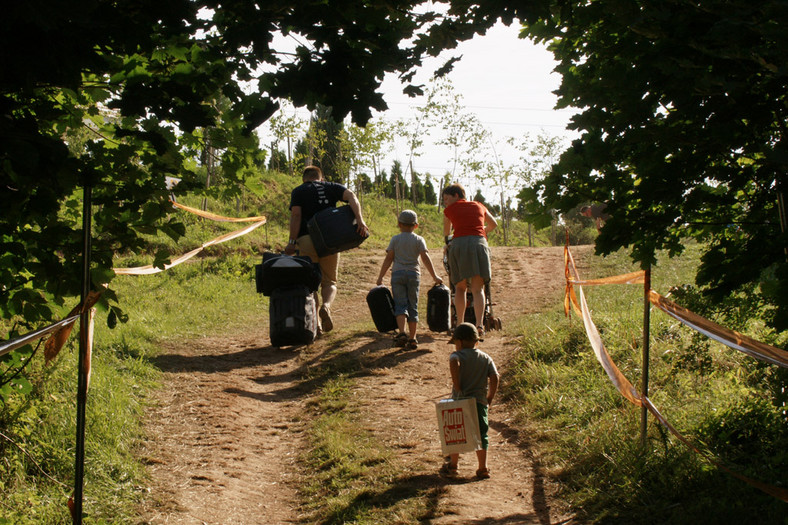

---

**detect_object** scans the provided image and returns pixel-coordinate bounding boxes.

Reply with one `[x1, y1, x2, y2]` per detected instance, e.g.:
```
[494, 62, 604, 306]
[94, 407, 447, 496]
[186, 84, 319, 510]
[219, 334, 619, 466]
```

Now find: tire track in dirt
[346, 245, 584, 524]
[137, 245, 592, 524]
[137, 338, 308, 524]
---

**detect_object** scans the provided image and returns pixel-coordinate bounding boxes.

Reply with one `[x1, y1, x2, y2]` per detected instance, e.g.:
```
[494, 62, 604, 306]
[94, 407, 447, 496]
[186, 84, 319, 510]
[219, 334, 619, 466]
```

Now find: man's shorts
[296, 234, 338, 288]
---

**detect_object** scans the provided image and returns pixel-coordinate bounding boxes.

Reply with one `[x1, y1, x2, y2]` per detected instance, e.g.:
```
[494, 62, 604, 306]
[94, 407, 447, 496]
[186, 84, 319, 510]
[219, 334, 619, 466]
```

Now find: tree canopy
[2, 1, 554, 327]
[3, 0, 786, 335]
[522, 0, 788, 331]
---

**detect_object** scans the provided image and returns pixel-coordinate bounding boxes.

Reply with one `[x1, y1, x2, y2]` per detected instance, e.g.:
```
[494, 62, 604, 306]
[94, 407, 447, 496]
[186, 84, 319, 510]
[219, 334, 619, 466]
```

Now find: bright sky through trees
[375, 21, 577, 178]
[258, 21, 578, 198]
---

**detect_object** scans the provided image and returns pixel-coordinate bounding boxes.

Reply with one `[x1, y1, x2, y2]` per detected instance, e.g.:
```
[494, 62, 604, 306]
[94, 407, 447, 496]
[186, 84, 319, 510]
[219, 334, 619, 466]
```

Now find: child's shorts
[477, 402, 489, 450]
[391, 270, 420, 321]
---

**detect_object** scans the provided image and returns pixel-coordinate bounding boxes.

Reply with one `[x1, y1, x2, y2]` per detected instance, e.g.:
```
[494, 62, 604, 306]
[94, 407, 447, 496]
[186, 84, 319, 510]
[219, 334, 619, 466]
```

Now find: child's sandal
[394, 332, 408, 347]
[406, 338, 418, 350]
[439, 463, 458, 477]
[475, 468, 490, 479]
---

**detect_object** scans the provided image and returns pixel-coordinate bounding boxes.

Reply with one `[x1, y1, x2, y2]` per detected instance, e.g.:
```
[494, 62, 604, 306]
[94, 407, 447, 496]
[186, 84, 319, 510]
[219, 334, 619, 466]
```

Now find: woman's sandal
[475, 468, 491, 479]
[476, 326, 485, 342]
[439, 463, 458, 477]
[394, 332, 408, 347]
[407, 338, 418, 350]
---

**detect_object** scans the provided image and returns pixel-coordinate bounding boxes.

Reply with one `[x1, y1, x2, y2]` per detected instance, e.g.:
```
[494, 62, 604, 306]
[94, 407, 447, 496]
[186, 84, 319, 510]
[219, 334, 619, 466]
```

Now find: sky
[376, 22, 574, 157]
[258, 21, 579, 200]
[374, 22, 577, 197]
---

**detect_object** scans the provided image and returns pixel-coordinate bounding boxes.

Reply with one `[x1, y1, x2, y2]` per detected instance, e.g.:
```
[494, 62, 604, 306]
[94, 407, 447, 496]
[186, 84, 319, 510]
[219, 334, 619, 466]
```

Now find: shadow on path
[490, 418, 554, 525]
[224, 332, 437, 403]
[151, 344, 299, 374]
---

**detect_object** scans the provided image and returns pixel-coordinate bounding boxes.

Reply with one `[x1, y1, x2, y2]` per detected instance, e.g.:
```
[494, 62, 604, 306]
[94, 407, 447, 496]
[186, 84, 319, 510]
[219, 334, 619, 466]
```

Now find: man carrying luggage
[284, 165, 369, 333]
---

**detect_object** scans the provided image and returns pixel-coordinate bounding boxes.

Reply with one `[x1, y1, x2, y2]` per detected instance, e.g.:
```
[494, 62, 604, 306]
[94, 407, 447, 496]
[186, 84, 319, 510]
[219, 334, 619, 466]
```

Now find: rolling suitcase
[307, 205, 368, 257]
[255, 252, 321, 296]
[427, 284, 451, 333]
[269, 284, 318, 347]
[366, 286, 397, 333]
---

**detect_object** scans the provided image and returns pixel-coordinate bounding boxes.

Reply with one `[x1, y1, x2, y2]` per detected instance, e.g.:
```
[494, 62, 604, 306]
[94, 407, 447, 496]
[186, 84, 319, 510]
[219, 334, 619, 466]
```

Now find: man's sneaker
[319, 304, 333, 333]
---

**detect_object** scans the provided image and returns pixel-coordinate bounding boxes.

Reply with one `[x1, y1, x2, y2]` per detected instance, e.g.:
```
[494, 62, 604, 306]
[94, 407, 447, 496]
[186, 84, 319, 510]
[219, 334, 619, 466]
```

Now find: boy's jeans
[391, 270, 420, 321]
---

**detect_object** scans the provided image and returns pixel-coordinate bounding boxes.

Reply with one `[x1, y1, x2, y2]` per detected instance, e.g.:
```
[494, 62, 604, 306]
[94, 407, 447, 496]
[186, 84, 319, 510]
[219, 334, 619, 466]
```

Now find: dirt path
[137, 245, 592, 524]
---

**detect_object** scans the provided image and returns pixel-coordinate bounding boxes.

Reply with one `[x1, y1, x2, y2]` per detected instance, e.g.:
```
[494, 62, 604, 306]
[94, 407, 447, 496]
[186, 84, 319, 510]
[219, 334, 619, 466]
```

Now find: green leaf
[107, 308, 117, 329]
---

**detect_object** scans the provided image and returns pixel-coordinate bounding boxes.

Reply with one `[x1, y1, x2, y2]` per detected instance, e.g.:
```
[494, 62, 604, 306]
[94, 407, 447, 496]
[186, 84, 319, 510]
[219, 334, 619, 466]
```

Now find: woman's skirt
[447, 235, 491, 285]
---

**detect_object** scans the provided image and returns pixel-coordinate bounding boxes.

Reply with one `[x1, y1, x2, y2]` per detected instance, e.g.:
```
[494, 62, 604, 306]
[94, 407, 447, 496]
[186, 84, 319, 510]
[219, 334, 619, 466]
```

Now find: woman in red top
[442, 184, 497, 337]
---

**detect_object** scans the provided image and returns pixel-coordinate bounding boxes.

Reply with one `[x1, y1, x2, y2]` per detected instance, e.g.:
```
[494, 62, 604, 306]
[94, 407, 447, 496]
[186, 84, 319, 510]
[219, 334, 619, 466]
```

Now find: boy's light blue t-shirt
[387, 231, 428, 274]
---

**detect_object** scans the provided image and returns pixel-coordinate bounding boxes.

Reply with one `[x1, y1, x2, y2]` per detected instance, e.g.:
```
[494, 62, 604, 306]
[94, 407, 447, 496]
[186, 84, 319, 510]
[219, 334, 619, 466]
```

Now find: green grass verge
[297, 358, 441, 525]
[0, 253, 266, 523]
[507, 243, 788, 524]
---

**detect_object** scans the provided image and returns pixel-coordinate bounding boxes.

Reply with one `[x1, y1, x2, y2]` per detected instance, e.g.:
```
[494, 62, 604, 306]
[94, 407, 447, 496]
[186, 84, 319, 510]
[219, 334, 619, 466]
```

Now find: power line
[383, 100, 575, 113]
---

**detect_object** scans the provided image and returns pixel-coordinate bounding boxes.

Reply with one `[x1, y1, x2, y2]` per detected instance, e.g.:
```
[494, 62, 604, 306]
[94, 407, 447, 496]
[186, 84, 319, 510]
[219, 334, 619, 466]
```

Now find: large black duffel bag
[307, 205, 368, 257]
[269, 284, 318, 347]
[427, 284, 451, 333]
[255, 252, 321, 296]
[366, 286, 398, 333]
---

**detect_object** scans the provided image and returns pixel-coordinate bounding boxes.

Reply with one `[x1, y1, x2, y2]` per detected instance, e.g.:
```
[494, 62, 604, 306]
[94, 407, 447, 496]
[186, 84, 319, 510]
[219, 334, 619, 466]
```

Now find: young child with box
[441, 322, 499, 479]
[376, 210, 442, 349]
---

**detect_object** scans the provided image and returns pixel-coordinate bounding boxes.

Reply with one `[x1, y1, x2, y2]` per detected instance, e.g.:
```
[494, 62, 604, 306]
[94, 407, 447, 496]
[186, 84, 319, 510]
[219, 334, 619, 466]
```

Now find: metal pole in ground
[640, 265, 651, 448]
[73, 184, 92, 524]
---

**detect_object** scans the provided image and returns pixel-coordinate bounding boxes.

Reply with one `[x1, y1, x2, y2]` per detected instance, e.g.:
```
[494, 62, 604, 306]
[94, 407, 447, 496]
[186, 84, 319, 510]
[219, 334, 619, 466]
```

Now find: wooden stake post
[73, 185, 92, 524]
[640, 266, 651, 448]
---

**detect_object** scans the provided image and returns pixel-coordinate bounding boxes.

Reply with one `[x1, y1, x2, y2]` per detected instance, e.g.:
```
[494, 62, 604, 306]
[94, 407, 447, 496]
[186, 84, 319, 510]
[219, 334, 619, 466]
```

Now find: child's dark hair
[442, 183, 466, 199]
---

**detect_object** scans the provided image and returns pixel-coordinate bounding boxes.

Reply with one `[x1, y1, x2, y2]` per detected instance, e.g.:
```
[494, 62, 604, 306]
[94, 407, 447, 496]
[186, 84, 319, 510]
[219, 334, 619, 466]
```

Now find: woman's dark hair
[442, 183, 466, 199]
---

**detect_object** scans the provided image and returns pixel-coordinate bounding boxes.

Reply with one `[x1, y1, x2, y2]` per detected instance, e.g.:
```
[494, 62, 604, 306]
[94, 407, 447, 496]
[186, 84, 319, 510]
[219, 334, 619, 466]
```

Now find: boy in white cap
[441, 322, 499, 479]
[376, 209, 443, 349]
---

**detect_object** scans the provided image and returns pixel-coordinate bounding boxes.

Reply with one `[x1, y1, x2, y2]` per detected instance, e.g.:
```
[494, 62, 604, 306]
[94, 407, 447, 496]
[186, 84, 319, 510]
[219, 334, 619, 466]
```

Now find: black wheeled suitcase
[366, 286, 397, 332]
[255, 253, 321, 296]
[269, 284, 318, 347]
[307, 205, 368, 257]
[427, 284, 451, 332]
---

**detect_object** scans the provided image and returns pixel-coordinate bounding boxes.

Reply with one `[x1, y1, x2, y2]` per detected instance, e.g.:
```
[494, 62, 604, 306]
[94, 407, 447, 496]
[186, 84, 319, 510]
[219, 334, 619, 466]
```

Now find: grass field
[1, 187, 786, 523]
[508, 243, 788, 524]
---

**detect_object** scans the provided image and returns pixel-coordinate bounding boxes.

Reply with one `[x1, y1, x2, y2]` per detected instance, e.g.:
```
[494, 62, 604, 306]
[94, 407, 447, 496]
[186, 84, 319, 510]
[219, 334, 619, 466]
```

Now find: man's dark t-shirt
[589, 203, 610, 220]
[290, 180, 348, 237]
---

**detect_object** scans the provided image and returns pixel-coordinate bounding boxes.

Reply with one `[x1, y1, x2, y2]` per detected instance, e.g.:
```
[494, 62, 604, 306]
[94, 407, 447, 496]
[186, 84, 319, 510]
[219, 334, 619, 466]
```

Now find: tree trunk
[438, 174, 446, 210]
[201, 131, 214, 211]
[779, 191, 787, 260]
[499, 191, 507, 246]
[287, 135, 293, 177]
[410, 160, 416, 206]
[395, 170, 401, 213]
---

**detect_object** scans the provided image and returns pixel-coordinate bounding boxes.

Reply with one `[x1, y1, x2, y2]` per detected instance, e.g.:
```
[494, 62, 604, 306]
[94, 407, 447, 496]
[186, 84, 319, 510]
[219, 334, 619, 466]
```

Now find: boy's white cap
[398, 209, 418, 225]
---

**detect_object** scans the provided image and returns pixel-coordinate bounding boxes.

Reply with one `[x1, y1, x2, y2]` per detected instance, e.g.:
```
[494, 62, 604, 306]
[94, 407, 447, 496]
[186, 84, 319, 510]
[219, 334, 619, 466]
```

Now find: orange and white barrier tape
[565, 245, 642, 406]
[2, 204, 266, 381]
[44, 290, 104, 364]
[563, 244, 788, 502]
[113, 220, 265, 275]
[563, 246, 788, 369]
[169, 201, 266, 222]
[648, 290, 788, 368]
